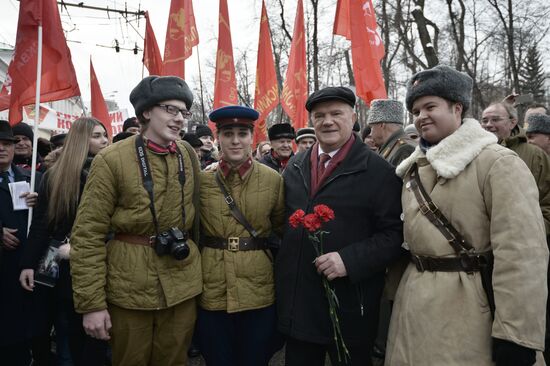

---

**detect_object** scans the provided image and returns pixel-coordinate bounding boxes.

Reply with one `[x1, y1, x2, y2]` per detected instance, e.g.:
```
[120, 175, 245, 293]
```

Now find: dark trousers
[0, 342, 31, 366]
[196, 305, 277, 366]
[285, 337, 373, 366]
[64, 297, 109, 366]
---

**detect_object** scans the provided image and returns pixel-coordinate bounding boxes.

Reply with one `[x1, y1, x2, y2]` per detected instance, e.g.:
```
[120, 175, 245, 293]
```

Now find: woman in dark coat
[19, 117, 109, 365]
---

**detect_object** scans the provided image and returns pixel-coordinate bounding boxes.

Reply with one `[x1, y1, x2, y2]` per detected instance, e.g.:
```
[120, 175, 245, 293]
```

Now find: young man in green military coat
[196, 105, 285, 366]
[70, 76, 202, 366]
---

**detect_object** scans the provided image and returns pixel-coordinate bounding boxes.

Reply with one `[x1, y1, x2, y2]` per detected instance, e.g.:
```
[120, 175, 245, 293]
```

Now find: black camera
[154, 228, 190, 261]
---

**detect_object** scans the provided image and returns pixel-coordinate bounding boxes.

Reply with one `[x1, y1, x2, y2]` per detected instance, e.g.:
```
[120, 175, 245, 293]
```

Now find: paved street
[188, 348, 385, 365]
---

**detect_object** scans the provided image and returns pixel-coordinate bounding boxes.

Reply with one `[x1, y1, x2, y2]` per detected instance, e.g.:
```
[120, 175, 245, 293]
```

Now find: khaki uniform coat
[386, 119, 548, 365]
[71, 135, 202, 312]
[378, 129, 417, 167]
[502, 127, 550, 234]
[199, 161, 285, 313]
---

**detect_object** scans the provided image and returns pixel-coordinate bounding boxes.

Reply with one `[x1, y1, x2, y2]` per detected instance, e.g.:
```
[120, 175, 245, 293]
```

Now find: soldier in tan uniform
[196, 105, 285, 366]
[368, 99, 416, 167]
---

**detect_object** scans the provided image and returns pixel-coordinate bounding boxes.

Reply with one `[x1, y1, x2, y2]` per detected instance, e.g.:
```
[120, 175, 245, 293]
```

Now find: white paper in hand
[8, 181, 31, 210]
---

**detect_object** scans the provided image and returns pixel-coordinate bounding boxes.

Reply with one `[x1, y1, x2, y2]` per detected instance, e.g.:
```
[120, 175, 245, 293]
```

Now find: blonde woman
[19, 117, 109, 366]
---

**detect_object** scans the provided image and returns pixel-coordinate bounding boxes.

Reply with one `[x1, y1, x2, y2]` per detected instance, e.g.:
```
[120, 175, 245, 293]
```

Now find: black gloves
[492, 338, 536, 366]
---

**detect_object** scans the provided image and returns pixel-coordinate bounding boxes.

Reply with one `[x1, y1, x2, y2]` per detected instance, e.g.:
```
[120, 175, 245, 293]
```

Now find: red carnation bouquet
[289, 204, 350, 362]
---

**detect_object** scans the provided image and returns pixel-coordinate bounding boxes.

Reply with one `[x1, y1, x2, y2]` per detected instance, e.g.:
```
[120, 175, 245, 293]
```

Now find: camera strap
[135, 135, 186, 237]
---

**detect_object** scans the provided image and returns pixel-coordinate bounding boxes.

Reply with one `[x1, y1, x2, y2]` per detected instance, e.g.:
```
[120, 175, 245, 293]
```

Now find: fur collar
[395, 118, 497, 179]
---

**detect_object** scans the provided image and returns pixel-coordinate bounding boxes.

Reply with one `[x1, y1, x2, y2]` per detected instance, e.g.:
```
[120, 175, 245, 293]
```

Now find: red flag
[5, 0, 80, 125]
[253, 0, 279, 145]
[348, 0, 387, 104]
[143, 11, 164, 76]
[212, 0, 238, 132]
[163, 0, 199, 78]
[90, 59, 112, 139]
[333, 0, 351, 39]
[281, 0, 308, 130]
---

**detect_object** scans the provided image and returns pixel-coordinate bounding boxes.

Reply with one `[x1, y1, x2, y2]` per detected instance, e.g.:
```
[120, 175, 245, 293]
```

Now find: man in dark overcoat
[0, 120, 40, 365]
[275, 87, 404, 366]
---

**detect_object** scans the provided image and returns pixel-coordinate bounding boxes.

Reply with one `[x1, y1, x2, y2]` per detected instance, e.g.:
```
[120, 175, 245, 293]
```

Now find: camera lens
[171, 242, 190, 260]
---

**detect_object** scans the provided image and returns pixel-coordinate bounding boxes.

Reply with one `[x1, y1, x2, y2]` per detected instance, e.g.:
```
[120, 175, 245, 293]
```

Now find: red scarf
[272, 150, 290, 170]
[310, 135, 355, 197]
[146, 139, 177, 154]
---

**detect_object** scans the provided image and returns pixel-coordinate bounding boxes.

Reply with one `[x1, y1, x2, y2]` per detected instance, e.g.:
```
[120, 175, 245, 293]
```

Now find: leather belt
[201, 236, 268, 252]
[411, 252, 492, 273]
[114, 233, 155, 247]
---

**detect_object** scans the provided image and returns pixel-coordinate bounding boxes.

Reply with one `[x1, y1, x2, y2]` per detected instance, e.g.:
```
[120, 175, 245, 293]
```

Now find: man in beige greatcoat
[385, 65, 548, 366]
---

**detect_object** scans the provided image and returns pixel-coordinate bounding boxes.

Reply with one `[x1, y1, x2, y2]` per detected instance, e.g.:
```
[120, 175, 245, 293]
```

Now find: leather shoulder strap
[215, 170, 258, 238]
[408, 163, 474, 254]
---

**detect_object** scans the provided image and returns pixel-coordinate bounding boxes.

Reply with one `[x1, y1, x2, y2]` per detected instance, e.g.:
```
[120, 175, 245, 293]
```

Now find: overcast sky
[0, 0, 306, 114]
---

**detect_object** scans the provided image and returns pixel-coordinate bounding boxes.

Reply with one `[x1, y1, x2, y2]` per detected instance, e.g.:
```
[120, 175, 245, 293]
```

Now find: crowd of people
[1, 64, 549, 366]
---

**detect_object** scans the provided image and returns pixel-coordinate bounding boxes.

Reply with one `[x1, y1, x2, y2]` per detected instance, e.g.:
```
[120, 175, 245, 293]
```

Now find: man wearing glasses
[481, 102, 550, 235]
[482, 101, 550, 363]
[71, 76, 202, 365]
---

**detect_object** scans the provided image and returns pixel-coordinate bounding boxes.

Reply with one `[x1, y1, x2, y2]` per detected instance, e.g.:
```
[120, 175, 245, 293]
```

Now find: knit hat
[12, 122, 33, 141]
[404, 124, 419, 135]
[50, 133, 66, 148]
[305, 86, 356, 112]
[405, 65, 473, 113]
[182, 133, 204, 148]
[526, 113, 550, 135]
[367, 99, 404, 125]
[195, 124, 214, 139]
[0, 120, 18, 142]
[122, 117, 139, 131]
[295, 127, 316, 142]
[268, 123, 295, 141]
[113, 131, 134, 143]
[130, 76, 193, 118]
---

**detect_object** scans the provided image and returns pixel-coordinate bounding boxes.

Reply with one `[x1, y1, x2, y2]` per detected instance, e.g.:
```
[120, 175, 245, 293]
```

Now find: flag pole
[78, 96, 87, 116]
[326, 34, 335, 85]
[196, 47, 206, 124]
[28, 24, 43, 232]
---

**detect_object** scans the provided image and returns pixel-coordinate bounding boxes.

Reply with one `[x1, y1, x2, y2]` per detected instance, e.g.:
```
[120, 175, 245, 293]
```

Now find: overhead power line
[56, 1, 145, 18]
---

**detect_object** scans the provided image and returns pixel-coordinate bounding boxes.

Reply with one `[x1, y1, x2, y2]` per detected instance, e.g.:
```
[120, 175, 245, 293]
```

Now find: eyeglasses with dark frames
[156, 104, 192, 119]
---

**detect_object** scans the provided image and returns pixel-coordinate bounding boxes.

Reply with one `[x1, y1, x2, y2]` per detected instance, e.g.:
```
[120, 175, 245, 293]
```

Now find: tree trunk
[411, 0, 439, 67]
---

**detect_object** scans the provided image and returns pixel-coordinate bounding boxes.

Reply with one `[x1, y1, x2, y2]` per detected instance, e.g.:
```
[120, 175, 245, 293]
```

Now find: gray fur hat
[405, 65, 473, 113]
[367, 99, 404, 125]
[130, 76, 193, 118]
[526, 113, 550, 135]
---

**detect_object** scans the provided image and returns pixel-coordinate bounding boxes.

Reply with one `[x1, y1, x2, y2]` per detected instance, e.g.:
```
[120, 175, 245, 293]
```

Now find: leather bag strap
[215, 170, 258, 238]
[408, 163, 473, 254]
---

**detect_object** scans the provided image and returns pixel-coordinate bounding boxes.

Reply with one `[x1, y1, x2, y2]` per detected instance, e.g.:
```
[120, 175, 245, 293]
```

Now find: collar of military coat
[395, 118, 497, 179]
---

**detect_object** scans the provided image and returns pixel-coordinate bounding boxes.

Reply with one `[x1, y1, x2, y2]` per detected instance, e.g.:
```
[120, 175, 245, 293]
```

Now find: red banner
[163, 0, 199, 78]
[348, 0, 387, 104]
[212, 0, 238, 132]
[5, 0, 80, 125]
[281, 0, 308, 130]
[90, 59, 112, 139]
[333, 0, 351, 39]
[143, 11, 164, 76]
[253, 0, 278, 146]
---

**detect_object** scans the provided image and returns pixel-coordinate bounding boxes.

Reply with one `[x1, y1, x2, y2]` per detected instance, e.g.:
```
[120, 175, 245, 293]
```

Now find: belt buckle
[228, 237, 240, 252]
[414, 255, 425, 272]
[148, 236, 156, 247]
[420, 201, 438, 215]
[459, 251, 475, 274]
